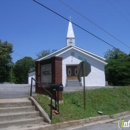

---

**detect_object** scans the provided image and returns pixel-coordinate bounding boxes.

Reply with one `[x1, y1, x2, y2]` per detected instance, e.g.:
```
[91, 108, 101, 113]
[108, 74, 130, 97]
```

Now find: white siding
[60, 49, 106, 87]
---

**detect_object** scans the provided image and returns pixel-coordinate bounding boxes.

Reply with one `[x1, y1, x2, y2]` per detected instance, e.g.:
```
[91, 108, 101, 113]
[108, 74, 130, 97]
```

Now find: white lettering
[124, 122, 129, 127]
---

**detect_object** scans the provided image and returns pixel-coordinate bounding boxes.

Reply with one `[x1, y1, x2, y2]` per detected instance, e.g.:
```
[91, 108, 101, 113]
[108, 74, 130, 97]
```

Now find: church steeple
[66, 21, 75, 46]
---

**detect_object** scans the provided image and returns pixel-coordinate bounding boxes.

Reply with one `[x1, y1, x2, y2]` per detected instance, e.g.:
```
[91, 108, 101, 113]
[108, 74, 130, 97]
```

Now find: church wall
[82, 61, 105, 86]
[61, 50, 81, 87]
[60, 49, 106, 87]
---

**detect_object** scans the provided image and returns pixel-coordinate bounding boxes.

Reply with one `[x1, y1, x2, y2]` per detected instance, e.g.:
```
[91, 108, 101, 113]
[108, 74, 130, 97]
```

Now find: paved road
[0, 84, 35, 99]
[0, 84, 113, 98]
[61, 116, 130, 130]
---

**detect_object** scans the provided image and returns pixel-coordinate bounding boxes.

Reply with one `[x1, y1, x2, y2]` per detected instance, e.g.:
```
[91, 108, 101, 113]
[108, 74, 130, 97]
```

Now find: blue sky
[0, 0, 130, 62]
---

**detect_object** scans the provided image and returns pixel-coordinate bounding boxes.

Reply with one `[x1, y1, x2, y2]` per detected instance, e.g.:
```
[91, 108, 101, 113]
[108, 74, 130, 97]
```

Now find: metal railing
[30, 77, 53, 120]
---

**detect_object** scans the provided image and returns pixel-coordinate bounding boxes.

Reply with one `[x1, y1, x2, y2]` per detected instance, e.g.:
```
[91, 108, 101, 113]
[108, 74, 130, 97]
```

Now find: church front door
[66, 65, 78, 80]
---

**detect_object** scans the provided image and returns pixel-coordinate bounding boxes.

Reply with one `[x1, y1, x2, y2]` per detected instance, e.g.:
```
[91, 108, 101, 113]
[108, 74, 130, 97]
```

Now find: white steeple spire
[66, 21, 75, 46]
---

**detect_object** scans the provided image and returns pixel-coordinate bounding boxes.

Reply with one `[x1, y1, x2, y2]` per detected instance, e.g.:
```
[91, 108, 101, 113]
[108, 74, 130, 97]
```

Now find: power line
[59, 0, 130, 49]
[33, 0, 126, 54]
[116, 0, 130, 16]
[107, 0, 130, 23]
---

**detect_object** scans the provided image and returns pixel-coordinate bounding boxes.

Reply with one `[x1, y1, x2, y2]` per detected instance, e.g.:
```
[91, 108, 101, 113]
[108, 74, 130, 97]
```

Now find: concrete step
[67, 80, 82, 86]
[0, 117, 44, 129]
[0, 98, 32, 108]
[0, 98, 48, 129]
[10, 124, 51, 130]
[0, 111, 39, 122]
[0, 106, 35, 114]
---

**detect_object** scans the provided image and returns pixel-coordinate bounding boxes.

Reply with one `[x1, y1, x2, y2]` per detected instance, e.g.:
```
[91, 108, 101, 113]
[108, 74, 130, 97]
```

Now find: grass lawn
[34, 86, 130, 124]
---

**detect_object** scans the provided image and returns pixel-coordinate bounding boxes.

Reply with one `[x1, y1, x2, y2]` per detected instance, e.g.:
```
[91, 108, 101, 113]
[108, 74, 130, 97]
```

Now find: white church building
[28, 21, 107, 87]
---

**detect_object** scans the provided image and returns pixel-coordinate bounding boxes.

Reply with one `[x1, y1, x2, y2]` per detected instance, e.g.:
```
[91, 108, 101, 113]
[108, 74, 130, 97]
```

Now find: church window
[74, 68, 78, 76]
[68, 68, 71, 76]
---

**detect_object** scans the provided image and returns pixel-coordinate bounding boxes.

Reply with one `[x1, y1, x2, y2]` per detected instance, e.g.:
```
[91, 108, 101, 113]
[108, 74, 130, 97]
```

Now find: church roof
[67, 21, 75, 38]
[37, 45, 107, 65]
[37, 21, 107, 65]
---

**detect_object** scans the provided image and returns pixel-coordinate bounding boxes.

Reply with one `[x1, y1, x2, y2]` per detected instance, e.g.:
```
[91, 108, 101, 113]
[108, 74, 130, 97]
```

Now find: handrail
[30, 77, 53, 120]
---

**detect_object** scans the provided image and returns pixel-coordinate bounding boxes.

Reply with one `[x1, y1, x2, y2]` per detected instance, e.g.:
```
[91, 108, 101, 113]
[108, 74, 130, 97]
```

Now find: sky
[0, 0, 130, 63]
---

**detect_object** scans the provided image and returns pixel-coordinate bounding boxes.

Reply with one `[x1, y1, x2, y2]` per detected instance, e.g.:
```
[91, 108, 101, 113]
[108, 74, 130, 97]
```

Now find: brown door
[66, 65, 78, 80]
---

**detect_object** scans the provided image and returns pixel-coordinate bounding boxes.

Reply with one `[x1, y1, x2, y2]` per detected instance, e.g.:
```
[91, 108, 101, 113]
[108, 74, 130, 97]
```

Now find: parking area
[0, 84, 35, 99]
[0, 84, 109, 99]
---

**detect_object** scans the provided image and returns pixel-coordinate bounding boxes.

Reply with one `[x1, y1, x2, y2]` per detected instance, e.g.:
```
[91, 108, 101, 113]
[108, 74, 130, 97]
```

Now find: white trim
[56, 47, 73, 56]
[37, 46, 70, 61]
[75, 46, 106, 61]
[37, 45, 107, 65]
[73, 47, 107, 65]
[56, 46, 107, 65]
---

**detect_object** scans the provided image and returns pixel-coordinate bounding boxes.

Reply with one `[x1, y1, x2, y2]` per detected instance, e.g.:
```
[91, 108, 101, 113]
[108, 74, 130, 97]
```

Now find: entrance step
[66, 80, 82, 87]
[0, 106, 35, 114]
[0, 98, 49, 130]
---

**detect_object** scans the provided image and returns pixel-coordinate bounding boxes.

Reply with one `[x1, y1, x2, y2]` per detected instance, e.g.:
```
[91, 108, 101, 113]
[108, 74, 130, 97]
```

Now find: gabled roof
[37, 46, 71, 61]
[37, 45, 107, 65]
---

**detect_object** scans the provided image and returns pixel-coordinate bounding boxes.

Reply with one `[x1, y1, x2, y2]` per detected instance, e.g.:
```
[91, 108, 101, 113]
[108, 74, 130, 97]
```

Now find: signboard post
[77, 61, 91, 110]
[83, 61, 86, 110]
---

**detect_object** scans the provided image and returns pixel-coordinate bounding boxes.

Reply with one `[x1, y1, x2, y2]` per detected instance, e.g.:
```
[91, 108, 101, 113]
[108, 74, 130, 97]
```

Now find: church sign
[41, 64, 52, 83]
[78, 56, 87, 62]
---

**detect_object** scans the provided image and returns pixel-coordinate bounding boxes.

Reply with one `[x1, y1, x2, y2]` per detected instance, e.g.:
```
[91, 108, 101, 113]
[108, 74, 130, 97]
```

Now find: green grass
[34, 86, 130, 124]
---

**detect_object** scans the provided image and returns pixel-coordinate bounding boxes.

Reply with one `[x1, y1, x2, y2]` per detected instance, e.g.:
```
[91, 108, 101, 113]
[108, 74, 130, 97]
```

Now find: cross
[69, 16, 72, 21]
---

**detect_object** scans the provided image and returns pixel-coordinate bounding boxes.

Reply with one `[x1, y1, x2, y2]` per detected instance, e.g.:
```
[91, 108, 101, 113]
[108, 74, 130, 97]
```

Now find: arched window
[68, 68, 71, 76]
[74, 68, 78, 76]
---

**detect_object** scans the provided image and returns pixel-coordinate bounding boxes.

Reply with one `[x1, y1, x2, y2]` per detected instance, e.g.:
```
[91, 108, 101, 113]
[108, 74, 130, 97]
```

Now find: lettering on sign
[78, 56, 87, 62]
[41, 64, 52, 83]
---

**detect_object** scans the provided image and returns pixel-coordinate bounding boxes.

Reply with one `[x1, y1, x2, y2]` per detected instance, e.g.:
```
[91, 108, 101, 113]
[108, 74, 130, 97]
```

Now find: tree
[0, 40, 13, 82]
[104, 48, 130, 86]
[36, 49, 57, 59]
[13, 57, 35, 84]
[104, 48, 124, 59]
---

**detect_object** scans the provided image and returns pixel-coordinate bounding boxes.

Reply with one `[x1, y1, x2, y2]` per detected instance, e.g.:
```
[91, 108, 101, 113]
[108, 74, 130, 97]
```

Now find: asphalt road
[0, 84, 112, 98]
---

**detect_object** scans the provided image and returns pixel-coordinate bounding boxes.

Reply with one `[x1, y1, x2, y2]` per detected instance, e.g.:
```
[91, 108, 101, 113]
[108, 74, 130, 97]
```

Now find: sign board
[77, 61, 91, 81]
[41, 64, 52, 83]
[84, 61, 91, 76]
[77, 61, 91, 110]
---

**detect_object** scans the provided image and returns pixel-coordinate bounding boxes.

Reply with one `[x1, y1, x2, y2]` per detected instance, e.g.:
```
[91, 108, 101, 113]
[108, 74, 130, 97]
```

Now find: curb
[89, 115, 110, 122]
[24, 109, 130, 130]
[47, 115, 110, 130]
[112, 111, 130, 118]
[29, 97, 51, 124]
[25, 115, 110, 130]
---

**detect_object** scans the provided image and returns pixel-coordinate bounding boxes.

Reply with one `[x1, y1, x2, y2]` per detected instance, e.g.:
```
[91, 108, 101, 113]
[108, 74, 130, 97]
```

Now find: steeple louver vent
[71, 52, 74, 56]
